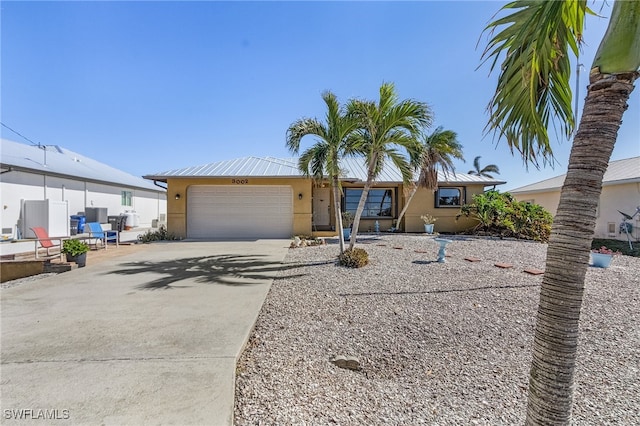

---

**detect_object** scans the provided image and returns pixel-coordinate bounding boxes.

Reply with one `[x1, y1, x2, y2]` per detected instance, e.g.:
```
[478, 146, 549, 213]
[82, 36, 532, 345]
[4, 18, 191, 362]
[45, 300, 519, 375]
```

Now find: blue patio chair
[86, 222, 119, 249]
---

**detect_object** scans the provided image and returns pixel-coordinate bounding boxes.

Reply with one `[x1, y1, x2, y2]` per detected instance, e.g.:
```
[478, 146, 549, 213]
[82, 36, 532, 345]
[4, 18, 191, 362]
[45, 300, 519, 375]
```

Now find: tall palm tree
[482, 1, 640, 424]
[286, 91, 360, 253]
[467, 155, 500, 178]
[396, 127, 464, 229]
[347, 82, 433, 249]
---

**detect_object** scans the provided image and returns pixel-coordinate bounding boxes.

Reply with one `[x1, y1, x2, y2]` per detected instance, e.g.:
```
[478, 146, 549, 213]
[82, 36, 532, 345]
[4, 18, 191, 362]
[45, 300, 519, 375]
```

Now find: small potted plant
[420, 214, 437, 234]
[62, 239, 90, 267]
[342, 211, 353, 240]
[590, 246, 620, 268]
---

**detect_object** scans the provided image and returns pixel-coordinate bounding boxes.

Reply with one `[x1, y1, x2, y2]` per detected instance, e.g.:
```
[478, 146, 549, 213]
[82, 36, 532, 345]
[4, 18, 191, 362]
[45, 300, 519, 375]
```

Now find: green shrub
[62, 239, 90, 256]
[338, 248, 369, 268]
[457, 190, 553, 242]
[137, 225, 178, 243]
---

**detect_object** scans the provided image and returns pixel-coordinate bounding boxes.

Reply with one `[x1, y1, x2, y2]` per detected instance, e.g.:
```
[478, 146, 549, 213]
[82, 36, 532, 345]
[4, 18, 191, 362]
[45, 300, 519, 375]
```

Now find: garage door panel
[187, 186, 292, 239]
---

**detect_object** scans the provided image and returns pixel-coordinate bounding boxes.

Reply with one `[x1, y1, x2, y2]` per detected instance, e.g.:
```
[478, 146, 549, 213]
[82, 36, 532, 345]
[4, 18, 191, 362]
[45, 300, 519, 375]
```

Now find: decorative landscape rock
[330, 355, 361, 371]
[290, 236, 326, 248]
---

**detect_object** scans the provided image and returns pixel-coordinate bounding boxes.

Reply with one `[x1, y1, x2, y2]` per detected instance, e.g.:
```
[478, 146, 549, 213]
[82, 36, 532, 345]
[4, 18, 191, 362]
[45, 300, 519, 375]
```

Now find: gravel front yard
[234, 234, 640, 425]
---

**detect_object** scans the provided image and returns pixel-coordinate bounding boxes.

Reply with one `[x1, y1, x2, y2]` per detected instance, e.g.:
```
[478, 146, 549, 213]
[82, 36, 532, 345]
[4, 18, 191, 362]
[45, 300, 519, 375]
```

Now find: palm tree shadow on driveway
[106, 254, 315, 290]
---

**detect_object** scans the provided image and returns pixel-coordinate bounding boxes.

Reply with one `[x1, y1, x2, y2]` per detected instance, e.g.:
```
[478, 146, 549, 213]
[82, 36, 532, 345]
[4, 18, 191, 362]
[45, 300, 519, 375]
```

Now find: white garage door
[187, 185, 293, 239]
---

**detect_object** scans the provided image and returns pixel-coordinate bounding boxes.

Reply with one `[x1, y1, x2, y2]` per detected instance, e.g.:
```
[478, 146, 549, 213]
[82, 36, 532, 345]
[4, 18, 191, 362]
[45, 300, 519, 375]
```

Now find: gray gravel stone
[235, 234, 640, 425]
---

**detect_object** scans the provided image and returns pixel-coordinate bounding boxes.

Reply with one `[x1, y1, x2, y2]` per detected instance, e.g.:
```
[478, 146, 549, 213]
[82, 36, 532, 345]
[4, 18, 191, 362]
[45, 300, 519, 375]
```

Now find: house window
[344, 188, 394, 218]
[121, 191, 132, 207]
[436, 187, 464, 207]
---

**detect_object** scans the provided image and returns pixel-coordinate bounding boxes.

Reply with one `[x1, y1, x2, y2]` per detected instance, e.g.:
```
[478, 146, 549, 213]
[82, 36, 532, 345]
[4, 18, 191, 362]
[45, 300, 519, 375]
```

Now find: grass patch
[592, 238, 640, 257]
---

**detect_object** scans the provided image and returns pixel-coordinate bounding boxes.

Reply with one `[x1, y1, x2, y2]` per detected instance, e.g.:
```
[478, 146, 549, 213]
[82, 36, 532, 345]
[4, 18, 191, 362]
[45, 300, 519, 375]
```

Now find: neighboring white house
[510, 156, 640, 242]
[0, 138, 167, 243]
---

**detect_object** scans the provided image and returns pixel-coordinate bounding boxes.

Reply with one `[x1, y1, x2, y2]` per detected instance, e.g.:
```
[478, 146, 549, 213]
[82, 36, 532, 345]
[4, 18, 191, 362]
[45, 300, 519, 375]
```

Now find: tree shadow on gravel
[324, 236, 384, 245]
[412, 260, 438, 265]
[107, 254, 310, 290]
[338, 283, 540, 297]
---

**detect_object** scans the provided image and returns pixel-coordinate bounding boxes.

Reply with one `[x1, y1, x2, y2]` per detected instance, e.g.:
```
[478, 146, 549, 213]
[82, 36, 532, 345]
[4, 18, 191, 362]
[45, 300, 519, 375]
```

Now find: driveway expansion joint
[2, 355, 237, 364]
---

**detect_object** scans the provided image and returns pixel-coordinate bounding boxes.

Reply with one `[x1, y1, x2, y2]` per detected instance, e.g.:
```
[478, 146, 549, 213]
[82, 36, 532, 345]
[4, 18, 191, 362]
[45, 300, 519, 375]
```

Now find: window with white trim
[121, 190, 132, 207]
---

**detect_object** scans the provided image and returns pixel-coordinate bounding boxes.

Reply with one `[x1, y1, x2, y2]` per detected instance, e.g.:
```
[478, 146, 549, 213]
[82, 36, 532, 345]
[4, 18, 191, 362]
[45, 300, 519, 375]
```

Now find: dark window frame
[435, 187, 465, 208]
[343, 188, 396, 218]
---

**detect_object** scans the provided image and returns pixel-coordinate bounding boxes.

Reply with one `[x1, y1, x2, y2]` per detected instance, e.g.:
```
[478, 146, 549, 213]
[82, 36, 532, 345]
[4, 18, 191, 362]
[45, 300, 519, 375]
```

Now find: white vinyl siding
[187, 185, 292, 239]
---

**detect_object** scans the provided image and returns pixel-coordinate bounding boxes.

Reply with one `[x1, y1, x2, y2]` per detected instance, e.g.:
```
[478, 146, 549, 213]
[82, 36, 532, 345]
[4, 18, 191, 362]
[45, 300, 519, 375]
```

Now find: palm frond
[285, 118, 327, 154]
[482, 164, 501, 174]
[480, 0, 588, 167]
[298, 143, 329, 179]
[416, 127, 464, 190]
[386, 148, 414, 184]
[592, 0, 640, 73]
[287, 90, 363, 181]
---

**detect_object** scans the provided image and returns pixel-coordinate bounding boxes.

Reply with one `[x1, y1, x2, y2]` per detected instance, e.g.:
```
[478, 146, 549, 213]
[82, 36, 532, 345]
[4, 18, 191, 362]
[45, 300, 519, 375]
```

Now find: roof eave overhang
[144, 174, 508, 187]
[143, 176, 168, 183]
[440, 181, 507, 186]
[602, 177, 640, 186]
[511, 177, 639, 194]
[510, 187, 561, 195]
[144, 175, 305, 180]
[4, 163, 166, 193]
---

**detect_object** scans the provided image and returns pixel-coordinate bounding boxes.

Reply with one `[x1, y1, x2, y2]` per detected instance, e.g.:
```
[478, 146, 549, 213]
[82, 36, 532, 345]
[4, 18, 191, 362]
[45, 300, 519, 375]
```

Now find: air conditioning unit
[22, 200, 70, 238]
[152, 214, 167, 228]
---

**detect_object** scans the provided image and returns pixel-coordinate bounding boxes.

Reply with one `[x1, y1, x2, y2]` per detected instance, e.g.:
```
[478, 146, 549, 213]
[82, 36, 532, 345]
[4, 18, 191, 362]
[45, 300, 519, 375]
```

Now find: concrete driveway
[1, 240, 292, 425]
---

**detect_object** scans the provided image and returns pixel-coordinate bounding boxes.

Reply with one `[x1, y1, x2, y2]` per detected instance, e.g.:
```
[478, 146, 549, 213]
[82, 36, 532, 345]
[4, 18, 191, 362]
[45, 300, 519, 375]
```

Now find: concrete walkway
[1, 240, 291, 425]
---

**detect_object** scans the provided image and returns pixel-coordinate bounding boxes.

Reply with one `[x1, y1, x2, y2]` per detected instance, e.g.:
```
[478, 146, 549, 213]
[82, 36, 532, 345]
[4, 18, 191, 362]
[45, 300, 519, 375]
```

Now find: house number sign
[231, 179, 249, 184]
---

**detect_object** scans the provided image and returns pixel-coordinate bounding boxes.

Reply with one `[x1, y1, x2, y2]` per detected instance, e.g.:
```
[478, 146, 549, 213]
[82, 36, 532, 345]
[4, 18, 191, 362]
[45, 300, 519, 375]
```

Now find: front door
[312, 187, 331, 230]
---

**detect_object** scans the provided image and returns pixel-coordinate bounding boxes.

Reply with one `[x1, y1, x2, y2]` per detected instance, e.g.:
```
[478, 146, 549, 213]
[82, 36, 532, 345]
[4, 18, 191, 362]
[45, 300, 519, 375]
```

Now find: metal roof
[144, 156, 506, 186]
[1, 138, 165, 192]
[147, 157, 302, 178]
[510, 156, 640, 194]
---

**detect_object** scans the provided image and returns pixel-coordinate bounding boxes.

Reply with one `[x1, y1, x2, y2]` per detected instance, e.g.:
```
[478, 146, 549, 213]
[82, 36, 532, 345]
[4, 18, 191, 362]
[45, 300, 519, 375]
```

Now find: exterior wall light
[175, 193, 181, 200]
[298, 193, 303, 200]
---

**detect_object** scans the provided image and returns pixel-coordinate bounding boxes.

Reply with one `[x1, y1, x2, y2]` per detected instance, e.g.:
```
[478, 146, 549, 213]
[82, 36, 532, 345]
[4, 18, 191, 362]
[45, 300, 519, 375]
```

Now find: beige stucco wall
[403, 185, 487, 233]
[166, 177, 312, 239]
[165, 177, 491, 238]
[512, 190, 561, 216]
[596, 182, 640, 241]
[513, 181, 640, 242]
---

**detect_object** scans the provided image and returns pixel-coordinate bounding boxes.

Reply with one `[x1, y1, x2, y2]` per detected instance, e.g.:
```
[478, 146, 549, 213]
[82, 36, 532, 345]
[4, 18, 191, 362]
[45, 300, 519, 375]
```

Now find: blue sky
[2, 1, 638, 191]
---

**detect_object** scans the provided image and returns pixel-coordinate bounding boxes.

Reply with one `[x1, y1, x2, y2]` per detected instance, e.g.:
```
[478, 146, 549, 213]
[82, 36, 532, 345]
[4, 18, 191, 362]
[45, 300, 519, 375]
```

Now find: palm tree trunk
[396, 184, 418, 231]
[348, 181, 372, 250]
[332, 176, 345, 253]
[349, 154, 379, 250]
[525, 70, 638, 425]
